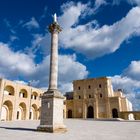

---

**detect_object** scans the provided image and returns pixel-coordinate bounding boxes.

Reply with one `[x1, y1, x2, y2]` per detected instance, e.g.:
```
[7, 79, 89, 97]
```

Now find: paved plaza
[0, 119, 140, 140]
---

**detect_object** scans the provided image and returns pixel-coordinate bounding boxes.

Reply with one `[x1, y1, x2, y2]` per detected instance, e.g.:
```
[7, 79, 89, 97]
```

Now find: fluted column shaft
[48, 22, 62, 90]
[49, 32, 58, 90]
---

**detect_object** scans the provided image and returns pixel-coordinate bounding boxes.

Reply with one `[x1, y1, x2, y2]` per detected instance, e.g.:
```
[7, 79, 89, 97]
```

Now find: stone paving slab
[0, 119, 140, 140]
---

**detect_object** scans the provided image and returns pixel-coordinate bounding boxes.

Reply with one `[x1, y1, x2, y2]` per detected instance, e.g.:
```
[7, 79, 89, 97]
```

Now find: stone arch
[31, 92, 38, 100]
[1, 100, 13, 121]
[17, 102, 27, 120]
[68, 110, 72, 118]
[29, 104, 38, 120]
[17, 106, 22, 120]
[4, 85, 15, 96]
[112, 108, 118, 118]
[19, 89, 28, 98]
[87, 106, 94, 118]
[128, 113, 135, 120]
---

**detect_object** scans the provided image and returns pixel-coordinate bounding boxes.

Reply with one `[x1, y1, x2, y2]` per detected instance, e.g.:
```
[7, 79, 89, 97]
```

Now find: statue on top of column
[53, 13, 57, 23]
[49, 13, 62, 33]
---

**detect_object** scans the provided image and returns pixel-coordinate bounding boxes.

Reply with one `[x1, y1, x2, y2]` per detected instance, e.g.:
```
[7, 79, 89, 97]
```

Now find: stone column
[48, 25, 59, 90]
[37, 14, 67, 133]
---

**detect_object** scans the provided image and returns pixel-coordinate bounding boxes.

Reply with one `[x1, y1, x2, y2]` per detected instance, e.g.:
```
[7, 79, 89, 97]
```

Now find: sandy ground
[0, 119, 140, 140]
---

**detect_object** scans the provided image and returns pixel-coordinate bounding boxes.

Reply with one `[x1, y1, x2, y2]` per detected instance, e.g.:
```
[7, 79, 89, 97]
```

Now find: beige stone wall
[0, 77, 136, 121]
[72, 77, 115, 119]
[114, 91, 123, 97]
[65, 100, 74, 118]
[66, 77, 132, 119]
[109, 97, 121, 116]
[119, 111, 140, 120]
[0, 79, 43, 121]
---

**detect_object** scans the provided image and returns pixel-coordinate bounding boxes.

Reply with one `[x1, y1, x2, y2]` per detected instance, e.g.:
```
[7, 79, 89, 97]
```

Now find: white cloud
[58, 4, 140, 59]
[3, 19, 11, 28]
[95, 0, 107, 6]
[111, 75, 140, 92]
[14, 80, 28, 85]
[10, 35, 18, 42]
[123, 61, 140, 81]
[31, 33, 51, 55]
[0, 42, 88, 93]
[94, 0, 107, 11]
[59, 2, 87, 29]
[0, 42, 36, 79]
[59, 83, 73, 94]
[23, 17, 40, 29]
[131, 0, 140, 5]
[3, 19, 18, 42]
[113, 0, 140, 5]
[58, 1, 105, 29]
[23, 33, 51, 59]
[58, 54, 88, 82]
[31, 54, 88, 91]
[111, 75, 140, 110]
[111, 60, 140, 110]
[29, 2, 140, 60]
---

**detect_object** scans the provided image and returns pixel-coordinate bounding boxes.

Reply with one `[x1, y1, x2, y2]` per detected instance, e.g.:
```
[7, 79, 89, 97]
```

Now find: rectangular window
[100, 94, 102, 98]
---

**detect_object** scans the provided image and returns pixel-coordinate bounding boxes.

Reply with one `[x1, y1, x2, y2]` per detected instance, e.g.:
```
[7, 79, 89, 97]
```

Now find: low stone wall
[119, 111, 140, 120]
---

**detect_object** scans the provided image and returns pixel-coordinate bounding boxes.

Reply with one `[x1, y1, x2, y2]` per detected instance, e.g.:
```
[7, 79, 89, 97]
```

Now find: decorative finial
[54, 13, 57, 22]
[49, 13, 62, 33]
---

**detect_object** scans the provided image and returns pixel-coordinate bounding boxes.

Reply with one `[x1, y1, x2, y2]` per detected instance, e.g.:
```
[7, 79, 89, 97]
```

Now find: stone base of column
[37, 89, 67, 133]
[37, 124, 67, 133]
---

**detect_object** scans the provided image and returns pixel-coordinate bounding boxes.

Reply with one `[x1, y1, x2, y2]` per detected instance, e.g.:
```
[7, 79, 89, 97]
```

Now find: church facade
[65, 77, 138, 119]
[0, 77, 140, 121]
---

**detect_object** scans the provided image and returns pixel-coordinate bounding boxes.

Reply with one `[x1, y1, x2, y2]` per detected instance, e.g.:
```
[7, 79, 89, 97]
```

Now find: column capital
[48, 22, 62, 33]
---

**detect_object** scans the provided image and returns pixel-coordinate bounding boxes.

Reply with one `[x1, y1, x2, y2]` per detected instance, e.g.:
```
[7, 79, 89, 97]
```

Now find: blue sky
[0, 0, 140, 110]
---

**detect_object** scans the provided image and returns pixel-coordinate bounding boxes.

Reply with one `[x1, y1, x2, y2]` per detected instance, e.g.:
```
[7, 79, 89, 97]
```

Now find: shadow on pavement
[0, 126, 36, 132]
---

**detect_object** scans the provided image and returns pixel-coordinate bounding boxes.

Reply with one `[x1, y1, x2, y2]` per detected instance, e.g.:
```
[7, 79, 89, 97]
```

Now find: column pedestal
[37, 90, 67, 133]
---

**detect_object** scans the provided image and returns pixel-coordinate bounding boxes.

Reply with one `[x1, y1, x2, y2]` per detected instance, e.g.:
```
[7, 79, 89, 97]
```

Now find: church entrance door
[68, 110, 72, 118]
[112, 108, 118, 118]
[87, 106, 94, 118]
